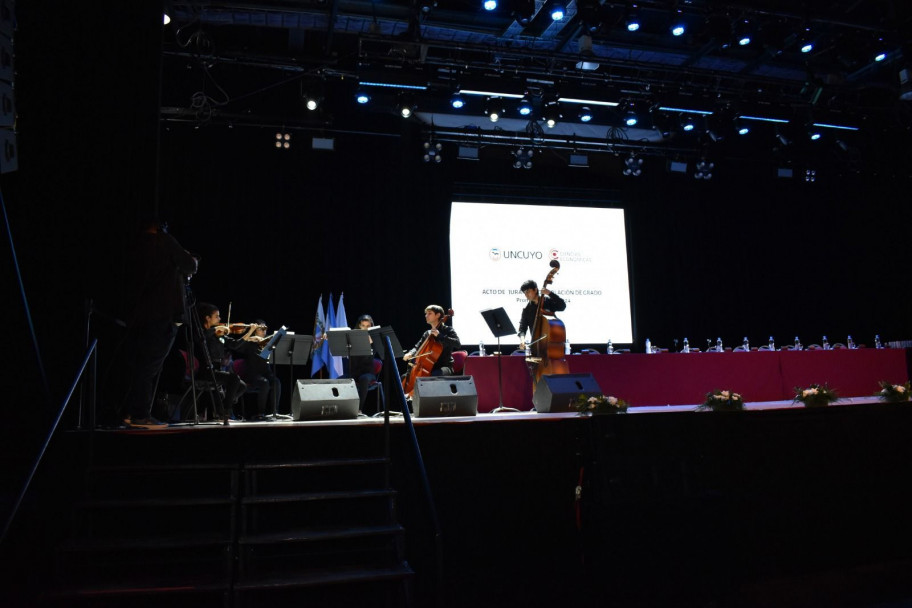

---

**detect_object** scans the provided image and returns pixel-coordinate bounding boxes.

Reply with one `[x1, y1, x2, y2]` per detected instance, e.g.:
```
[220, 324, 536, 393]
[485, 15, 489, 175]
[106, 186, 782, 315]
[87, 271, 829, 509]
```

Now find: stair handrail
[383, 335, 443, 606]
[0, 339, 98, 547]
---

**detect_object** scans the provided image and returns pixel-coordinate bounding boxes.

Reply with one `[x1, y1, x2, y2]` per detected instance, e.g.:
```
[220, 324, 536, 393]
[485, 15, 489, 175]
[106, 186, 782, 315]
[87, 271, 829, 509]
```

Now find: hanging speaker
[413, 376, 478, 417]
[533, 373, 602, 413]
[291, 379, 360, 420]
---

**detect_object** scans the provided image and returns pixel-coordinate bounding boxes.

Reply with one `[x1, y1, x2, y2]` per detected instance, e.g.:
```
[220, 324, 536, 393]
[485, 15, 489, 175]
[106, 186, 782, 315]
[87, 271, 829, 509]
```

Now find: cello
[401, 308, 454, 397]
[528, 260, 568, 390]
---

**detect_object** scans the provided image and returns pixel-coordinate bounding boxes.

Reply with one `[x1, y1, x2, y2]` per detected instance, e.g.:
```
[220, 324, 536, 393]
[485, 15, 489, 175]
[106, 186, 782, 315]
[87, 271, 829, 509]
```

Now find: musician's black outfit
[199, 328, 246, 419]
[517, 292, 567, 339]
[122, 228, 197, 424]
[235, 340, 281, 419]
[406, 324, 461, 377]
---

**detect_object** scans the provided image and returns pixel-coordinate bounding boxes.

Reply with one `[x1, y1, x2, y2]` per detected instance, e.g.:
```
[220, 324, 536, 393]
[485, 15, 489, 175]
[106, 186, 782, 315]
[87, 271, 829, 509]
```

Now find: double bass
[528, 260, 568, 389]
[401, 308, 454, 397]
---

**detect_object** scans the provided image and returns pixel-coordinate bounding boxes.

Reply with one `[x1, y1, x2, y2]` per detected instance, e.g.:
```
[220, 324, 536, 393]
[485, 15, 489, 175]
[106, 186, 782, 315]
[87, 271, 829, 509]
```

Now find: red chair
[452, 350, 468, 375]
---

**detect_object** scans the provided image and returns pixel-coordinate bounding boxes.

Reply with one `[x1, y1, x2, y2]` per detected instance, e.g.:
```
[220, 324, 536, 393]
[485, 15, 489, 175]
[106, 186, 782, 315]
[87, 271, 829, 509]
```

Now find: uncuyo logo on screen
[489, 247, 501, 261]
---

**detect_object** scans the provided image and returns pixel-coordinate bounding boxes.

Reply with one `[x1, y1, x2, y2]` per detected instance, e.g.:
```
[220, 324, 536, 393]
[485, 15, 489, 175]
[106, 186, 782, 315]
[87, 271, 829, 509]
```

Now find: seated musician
[234, 319, 282, 421]
[197, 302, 247, 421]
[403, 305, 461, 377]
[346, 314, 379, 414]
[516, 279, 567, 349]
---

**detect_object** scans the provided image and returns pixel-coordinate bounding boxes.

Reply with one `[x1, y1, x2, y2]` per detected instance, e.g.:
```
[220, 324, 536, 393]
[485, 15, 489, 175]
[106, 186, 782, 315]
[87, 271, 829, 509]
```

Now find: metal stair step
[242, 488, 395, 504]
[234, 563, 413, 591]
[244, 457, 389, 470]
[241, 524, 404, 545]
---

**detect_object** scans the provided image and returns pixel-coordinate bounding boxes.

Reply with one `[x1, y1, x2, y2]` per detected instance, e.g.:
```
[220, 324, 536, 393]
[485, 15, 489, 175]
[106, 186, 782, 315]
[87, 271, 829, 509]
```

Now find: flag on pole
[325, 294, 340, 378]
[310, 294, 326, 376]
[330, 293, 347, 377]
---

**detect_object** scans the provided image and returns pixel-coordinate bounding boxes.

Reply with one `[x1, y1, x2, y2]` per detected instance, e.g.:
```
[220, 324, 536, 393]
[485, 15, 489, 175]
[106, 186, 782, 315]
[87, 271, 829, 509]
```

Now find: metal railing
[0, 339, 97, 546]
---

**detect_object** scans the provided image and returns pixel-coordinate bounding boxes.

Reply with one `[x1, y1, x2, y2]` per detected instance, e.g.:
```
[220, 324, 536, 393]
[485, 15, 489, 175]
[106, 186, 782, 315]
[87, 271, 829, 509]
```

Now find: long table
[462, 349, 910, 413]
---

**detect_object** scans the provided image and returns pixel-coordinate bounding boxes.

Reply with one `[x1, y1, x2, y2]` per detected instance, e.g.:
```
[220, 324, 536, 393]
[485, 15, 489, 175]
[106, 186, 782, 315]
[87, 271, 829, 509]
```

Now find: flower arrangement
[575, 394, 628, 414]
[794, 383, 839, 408]
[698, 389, 744, 411]
[878, 380, 911, 403]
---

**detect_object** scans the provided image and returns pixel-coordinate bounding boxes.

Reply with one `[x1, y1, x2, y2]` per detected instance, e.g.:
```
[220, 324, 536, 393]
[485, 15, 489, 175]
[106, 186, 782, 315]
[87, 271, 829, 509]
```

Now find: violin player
[234, 319, 281, 421]
[197, 302, 247, 421]
[403, 305, 461, 377]
[517, 279, 567, 350]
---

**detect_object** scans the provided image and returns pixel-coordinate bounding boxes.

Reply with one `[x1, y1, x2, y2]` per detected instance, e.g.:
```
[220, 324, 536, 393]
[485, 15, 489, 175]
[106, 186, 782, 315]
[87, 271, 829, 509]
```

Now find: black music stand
[481, 307, 519, 413]
[327, 328, 373, 359]
[273, 333, 313, 418]
[369, 326, 405, 416]
[368, 326, 405, 361]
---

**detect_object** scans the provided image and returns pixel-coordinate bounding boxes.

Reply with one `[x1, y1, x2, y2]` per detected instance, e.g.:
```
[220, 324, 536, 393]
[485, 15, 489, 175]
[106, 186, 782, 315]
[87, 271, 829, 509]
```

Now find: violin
[401, 308, 454, 397]
[529, 260, 569, 390]
[213, 323, 265, 337]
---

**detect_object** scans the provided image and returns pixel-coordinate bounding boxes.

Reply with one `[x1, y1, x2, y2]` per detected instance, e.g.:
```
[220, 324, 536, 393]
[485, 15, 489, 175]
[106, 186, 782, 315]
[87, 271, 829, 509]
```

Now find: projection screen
[449, 201, 633, 349]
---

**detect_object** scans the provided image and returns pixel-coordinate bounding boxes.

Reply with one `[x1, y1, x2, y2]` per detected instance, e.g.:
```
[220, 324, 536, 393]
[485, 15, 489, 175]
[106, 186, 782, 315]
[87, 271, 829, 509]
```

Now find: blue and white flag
[310, 295, 326, 376]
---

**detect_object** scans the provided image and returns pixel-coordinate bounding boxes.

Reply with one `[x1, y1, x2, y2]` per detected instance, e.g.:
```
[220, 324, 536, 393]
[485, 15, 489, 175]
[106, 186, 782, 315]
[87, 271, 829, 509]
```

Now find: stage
[464, 348, 911, 412]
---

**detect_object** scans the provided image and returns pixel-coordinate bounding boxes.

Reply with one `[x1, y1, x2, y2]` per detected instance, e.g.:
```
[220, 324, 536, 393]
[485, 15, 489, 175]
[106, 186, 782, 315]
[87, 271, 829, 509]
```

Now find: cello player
[403, 305, 461, 377]
[517, 279, 567, 350]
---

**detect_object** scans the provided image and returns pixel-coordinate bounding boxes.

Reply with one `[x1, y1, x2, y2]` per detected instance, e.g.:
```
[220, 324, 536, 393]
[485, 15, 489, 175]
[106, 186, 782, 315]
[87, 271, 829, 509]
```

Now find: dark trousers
[212, 370, 245, 418]
[124, 320, 179, 421]
[245, 374, 281, 416]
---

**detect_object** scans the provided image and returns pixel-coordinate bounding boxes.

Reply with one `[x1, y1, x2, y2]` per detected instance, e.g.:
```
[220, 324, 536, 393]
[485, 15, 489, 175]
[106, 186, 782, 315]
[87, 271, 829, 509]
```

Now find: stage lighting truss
[694, 158, 714, 180]
[622, 153, 642, 176]
[513, 147, 534, 169]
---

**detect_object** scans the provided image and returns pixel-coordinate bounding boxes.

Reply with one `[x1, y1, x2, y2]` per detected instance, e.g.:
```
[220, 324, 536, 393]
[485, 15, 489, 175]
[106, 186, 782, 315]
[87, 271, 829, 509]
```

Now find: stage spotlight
[735, 19, 752, 46]
[399, 96, 416, 118]
[775, 130, 791, 146]
[734, 118, 750, 135]
[450, 94, 466, 109]
[513, 147, 534, 169]
[483, 0, 497, 10]
[578, 106, 593, 122]
[694, 159, 714, 180]
[274, 132, 291, 150]
[543, 101, 561, 128]
[624, 109, 638, 127]
[518, 97, 533, 116]
[551, 2, 565, 21]
[420, 0, 437, 12]
[485, 98, 504, 122]
[423, 140, 443, 163]
[804, 168, 817, 183]
[874, 40, 887, 63]
[808, 128, 822, 141]
[671, 23, 685, 37]
[625, 5, 640, 32]
[680, 115, 695, 132]
[622, 153, 643, 177]
[355, 90, 371, 105]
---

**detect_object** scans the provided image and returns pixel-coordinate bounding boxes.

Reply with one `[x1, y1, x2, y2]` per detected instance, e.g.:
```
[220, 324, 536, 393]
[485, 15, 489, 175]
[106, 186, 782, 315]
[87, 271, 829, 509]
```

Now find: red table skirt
[463, 349, 909, 412]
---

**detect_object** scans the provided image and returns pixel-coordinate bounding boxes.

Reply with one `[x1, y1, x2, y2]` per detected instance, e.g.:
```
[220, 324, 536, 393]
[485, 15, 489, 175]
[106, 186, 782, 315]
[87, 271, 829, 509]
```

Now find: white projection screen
[449, 201, 633, 348]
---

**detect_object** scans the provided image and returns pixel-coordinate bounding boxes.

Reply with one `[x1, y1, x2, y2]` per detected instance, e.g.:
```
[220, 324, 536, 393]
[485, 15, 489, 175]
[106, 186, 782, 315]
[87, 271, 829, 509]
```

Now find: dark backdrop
[5, 3, 912, 432]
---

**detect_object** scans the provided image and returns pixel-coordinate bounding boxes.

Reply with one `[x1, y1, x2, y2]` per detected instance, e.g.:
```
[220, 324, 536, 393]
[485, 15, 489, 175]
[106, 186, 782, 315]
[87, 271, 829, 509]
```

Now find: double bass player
[517, 278, 567, 349]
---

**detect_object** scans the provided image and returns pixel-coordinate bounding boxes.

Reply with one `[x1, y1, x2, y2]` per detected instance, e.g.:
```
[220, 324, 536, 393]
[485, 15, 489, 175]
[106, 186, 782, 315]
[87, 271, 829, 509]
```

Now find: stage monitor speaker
[413, 375, 478, 418]
[533, 373, 602, 413]
[291, 379, 360, 420]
